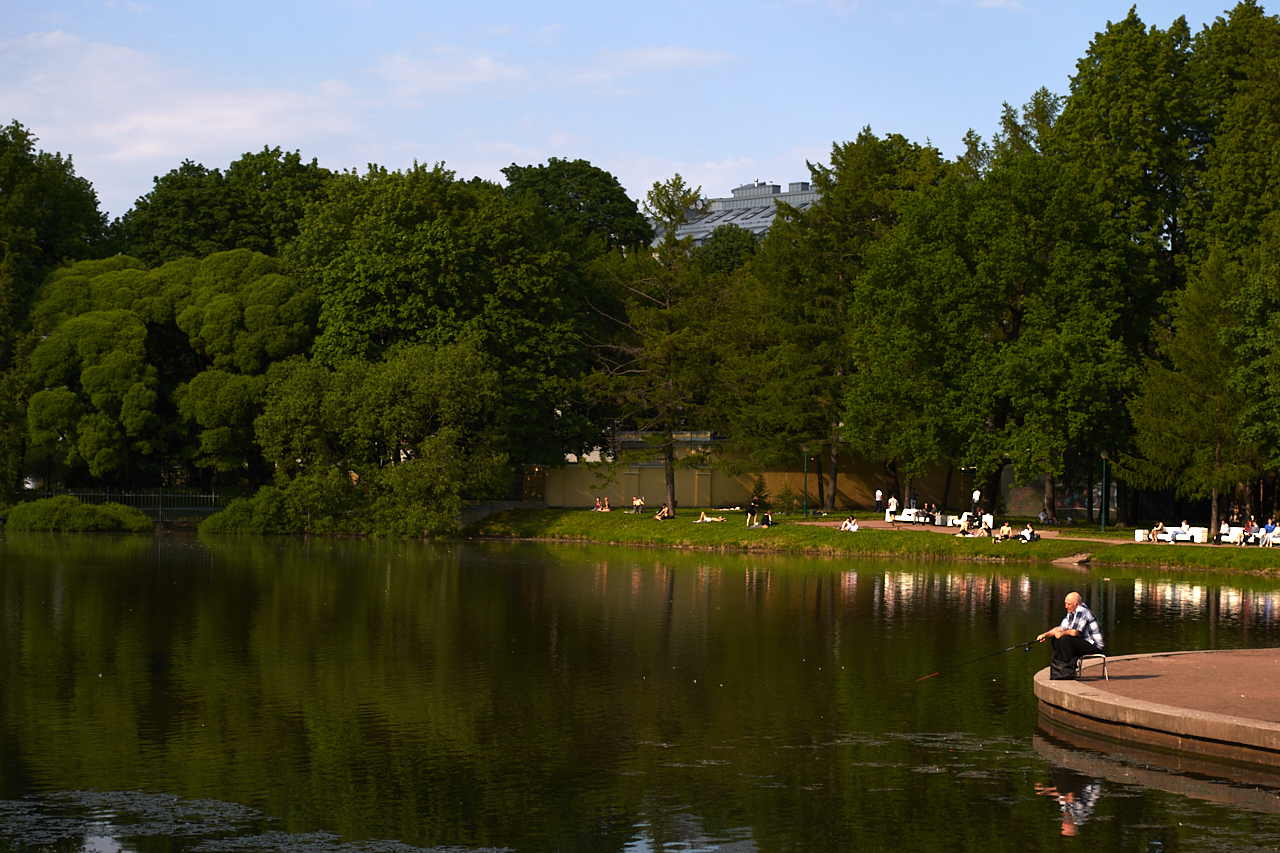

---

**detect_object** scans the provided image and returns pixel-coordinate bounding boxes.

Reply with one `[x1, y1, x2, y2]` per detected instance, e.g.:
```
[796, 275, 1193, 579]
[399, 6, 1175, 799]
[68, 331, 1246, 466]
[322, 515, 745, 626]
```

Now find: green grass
[466, 509, 1280, 574]
[467, 509, 1090, 562]
[1084, 542, 1280, 573]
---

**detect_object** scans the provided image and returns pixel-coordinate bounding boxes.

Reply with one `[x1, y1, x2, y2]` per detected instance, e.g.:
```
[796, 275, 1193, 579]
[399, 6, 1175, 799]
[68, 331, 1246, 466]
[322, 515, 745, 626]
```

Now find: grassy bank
[466, 509, 1090, 562]
[466, 509, 1280, 573]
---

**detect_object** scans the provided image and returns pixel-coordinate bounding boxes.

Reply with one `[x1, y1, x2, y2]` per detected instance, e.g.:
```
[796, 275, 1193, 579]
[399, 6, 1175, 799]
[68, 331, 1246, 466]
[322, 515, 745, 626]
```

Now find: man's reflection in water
[1036, 768, 1103, 836]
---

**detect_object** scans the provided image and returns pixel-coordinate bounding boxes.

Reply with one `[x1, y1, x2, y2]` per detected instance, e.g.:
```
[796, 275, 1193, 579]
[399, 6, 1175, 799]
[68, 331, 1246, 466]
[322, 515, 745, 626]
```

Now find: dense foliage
[5, 495, 153, 531]
[7, 2, 1280, 533]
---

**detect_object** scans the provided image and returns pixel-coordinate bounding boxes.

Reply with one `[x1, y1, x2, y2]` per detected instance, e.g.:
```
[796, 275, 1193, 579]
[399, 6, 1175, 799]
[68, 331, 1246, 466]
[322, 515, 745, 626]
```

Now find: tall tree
[289, 163, 600, 469]
[1052, 8, 1204, 355]
[1123, 249, 1257, 532]
[118, 147, 332, 265]
[0, 120, 109, 489]
[502, 157, 653, 250]
[726, 130, 944, 510]
[588, 175, 719, 515]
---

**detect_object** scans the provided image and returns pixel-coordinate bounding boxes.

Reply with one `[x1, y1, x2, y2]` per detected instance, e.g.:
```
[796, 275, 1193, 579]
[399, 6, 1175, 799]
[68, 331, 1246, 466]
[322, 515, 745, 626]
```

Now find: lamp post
[1100, 451, 1109, 533]
[802, 444, 810, 518]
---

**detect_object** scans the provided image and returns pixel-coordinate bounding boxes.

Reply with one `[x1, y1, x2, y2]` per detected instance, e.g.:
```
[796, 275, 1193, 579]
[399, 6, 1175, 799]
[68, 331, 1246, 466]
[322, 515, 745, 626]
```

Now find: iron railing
[13, 489, 228, 522]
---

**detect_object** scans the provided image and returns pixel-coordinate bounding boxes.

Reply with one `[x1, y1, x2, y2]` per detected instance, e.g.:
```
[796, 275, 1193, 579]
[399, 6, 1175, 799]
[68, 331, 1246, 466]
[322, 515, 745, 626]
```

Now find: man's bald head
[1064, 591, 1081, 612]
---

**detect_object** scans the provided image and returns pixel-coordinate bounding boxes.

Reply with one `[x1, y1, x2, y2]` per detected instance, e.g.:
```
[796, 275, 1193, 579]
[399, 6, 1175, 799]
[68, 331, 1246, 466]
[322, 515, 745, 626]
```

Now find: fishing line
[915, 638, 1041, 681]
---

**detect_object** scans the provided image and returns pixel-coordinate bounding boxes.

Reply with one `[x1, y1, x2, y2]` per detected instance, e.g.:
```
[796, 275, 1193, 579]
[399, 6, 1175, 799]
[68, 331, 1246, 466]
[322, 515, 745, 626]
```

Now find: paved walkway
[799, 515, 1112, 544]
[1034, 649, 1280, 772]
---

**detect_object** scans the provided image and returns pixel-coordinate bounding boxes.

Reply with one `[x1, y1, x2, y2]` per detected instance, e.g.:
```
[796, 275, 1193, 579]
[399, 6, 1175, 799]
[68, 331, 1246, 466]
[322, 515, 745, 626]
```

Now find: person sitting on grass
[997, 521, 1013, 541]
[750, 511, 774, 529]
[654, 504, 674, 520]
[601, 497, 611, 512]
[1019, 523, 1039, 542]
[593, 497, 602, 511]
[694, 511, 726, 523]
[839, 516, 859, 532]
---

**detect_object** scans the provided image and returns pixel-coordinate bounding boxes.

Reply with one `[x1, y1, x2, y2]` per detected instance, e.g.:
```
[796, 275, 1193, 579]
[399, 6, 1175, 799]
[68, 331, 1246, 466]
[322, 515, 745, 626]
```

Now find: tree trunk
[1086, 469, 1094, 524]
[1044, 474, 1056, 521]
[941, 466, 953, 513]
[1211, 441, 1221, 539]
[817, 448, 825, 510]
[825, 443, 838, 512]
[663, 429, 677, 516]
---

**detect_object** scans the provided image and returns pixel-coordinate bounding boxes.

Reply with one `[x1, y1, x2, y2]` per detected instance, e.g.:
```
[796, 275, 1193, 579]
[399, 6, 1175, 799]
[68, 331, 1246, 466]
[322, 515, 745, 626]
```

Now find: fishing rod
[915, 638, 1041, 681]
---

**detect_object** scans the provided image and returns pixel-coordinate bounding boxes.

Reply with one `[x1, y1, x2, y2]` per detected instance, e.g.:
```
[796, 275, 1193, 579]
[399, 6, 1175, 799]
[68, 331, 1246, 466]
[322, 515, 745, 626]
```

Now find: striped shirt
[1060, 602, 1105, 650]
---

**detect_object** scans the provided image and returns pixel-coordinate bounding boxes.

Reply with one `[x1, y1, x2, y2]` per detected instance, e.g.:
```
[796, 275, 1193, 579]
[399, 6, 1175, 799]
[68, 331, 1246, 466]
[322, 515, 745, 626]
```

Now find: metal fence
[13, 489, 228, 522]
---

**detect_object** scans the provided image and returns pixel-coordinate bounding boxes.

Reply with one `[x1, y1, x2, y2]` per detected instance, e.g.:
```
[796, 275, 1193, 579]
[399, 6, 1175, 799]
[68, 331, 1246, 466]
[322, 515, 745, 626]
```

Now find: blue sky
[2, 0, 1239, 219]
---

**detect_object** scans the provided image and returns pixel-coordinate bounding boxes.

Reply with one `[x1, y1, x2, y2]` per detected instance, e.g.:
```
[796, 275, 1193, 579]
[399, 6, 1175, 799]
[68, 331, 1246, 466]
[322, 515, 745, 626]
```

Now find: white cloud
[0, 30, 366, 215]
[374, 49, 530, 103]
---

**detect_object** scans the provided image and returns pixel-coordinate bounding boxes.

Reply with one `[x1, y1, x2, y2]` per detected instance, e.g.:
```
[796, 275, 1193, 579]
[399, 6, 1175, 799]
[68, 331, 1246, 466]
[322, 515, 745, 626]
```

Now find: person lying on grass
[694, 512, 726, 523]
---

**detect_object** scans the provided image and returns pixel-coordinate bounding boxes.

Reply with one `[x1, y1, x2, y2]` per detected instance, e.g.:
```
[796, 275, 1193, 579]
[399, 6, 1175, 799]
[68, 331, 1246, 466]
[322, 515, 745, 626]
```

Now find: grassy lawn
[466, 509, 1091, 562]
[466, 509, 1280, 574]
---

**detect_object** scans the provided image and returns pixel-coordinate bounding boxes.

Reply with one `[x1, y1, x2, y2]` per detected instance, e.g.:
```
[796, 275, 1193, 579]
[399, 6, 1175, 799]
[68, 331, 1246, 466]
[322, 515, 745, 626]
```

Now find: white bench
[1155, 526, 1207, 544]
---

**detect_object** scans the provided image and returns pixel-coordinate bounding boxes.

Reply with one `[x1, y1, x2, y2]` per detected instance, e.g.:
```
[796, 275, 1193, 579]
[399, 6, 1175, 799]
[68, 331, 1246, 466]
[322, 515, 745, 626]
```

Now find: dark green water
[2, 535, 1280, 852]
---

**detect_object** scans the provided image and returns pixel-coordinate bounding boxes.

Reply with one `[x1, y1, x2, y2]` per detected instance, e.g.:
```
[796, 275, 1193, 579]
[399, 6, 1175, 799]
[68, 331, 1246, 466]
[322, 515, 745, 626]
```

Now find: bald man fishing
[1037, 591, 1105, 678]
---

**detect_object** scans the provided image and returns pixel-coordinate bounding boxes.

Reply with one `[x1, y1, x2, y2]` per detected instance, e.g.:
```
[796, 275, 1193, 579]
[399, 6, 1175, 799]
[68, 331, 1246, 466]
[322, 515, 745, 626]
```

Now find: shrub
[6, 496, 153, 532]
[751, 474, 770, 510]
[774, 483, 798, 515]
[199, 486, 300, 534]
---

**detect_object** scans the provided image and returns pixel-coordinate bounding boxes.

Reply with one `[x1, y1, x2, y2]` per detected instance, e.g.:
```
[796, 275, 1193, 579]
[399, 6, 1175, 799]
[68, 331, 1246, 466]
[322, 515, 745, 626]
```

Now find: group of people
[838, 515, 860, 532]
[1220, 516, 1278, 546]
[591, 497, 612, 512]
[953, 517, 1040, 542]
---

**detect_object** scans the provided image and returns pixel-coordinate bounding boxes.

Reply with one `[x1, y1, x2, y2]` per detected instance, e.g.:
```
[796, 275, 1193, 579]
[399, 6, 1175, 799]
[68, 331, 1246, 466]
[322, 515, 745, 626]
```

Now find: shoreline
[464, 510, 1280, 574]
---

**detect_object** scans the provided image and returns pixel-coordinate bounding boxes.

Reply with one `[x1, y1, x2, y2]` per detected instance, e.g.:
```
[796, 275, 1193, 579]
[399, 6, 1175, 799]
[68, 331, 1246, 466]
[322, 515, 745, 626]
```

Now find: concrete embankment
[1034, 649, 1280, 776]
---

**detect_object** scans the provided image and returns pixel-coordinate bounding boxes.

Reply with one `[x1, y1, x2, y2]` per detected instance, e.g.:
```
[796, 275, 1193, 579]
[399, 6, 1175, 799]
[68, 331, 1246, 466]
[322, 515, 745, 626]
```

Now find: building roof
[660, 180, 819, 246]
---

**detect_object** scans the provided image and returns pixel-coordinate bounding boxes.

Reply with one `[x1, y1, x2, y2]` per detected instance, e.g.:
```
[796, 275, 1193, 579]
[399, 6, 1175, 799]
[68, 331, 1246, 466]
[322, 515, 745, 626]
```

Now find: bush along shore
[5, 496, 154, 532]
[465, 509, 1280, 573]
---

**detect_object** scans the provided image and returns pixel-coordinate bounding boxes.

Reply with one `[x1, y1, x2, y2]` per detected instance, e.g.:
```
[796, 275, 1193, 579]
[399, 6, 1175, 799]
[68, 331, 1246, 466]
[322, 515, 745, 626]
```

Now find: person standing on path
[1036, 591, 1104, 665]
[875, 488, 883, 513]
[971, 487, 981, 515]
[886, 494, 899, 523]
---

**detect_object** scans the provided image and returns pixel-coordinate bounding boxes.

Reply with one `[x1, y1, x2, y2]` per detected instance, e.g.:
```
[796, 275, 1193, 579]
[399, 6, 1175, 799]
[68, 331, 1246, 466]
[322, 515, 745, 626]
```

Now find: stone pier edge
[1033, 651, 1280, 773]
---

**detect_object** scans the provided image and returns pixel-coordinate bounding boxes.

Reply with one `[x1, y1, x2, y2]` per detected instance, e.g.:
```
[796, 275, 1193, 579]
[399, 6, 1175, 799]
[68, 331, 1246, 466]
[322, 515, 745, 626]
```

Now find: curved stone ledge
[1034, 650, 1280, 773]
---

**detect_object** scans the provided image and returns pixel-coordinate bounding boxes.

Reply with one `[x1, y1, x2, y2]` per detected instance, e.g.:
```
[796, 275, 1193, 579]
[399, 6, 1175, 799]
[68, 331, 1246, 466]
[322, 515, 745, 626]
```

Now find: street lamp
[1100, 451, 1109, 533]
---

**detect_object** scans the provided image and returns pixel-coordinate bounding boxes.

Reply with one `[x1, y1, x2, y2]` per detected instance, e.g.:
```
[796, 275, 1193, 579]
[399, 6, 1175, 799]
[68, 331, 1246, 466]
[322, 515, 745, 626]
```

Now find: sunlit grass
[466, 508, 1280, 573]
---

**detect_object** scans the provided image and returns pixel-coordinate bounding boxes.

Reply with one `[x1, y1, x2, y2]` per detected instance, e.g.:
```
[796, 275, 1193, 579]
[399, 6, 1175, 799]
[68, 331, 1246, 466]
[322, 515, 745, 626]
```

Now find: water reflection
[1134, 578, 1280, 629]
[1035, 771, 1103, 836]
[2, 537, 1280, 852]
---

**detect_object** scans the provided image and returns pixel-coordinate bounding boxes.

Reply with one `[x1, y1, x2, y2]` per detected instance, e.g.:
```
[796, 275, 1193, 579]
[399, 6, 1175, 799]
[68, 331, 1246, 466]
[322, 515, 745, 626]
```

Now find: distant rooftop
[657, 180, 819, 247]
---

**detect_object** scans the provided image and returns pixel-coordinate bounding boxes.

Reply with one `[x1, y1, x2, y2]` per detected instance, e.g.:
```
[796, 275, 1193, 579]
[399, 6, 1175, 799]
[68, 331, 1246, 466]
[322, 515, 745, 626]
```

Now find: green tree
[502, 157, 653, 250]
[1123, 250, 1257, 532]
[588, 176, 722, 515]
[0, 120, 109, 489]
[724, 130, 943, 509]
[27, 250, 317, 487]
[1052, 8, 1204, 354]
[1188, 1, 1280, 263]
[252, 338, 507, 535]
[290, 162, 599, 469]
[696, 223, 758, 274]
[118, 147, 332, 265]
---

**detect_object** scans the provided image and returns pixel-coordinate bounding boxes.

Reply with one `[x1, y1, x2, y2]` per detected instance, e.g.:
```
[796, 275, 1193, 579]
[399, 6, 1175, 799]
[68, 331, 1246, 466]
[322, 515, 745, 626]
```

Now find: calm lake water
[2, 534, 1280, 852]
